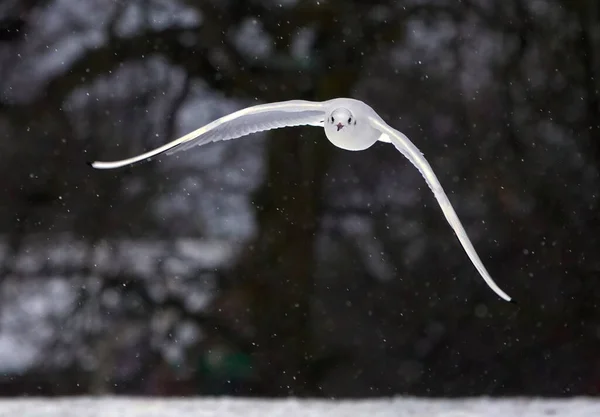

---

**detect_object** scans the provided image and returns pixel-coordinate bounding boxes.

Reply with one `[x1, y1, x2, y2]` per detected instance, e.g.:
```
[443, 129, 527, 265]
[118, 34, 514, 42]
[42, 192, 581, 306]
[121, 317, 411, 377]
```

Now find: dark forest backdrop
[0, 0, 599, 398]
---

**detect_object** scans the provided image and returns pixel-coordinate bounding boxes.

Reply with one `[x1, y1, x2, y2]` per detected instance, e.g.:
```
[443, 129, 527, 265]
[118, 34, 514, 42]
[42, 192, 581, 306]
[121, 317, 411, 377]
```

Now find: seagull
[89, 97, 513, 302]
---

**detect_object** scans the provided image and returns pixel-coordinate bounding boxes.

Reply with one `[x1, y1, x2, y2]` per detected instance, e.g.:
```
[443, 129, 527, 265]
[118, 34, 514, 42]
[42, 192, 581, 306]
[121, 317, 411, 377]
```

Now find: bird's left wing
[90, 100, 326, 169]
[368, 115, 512, 302]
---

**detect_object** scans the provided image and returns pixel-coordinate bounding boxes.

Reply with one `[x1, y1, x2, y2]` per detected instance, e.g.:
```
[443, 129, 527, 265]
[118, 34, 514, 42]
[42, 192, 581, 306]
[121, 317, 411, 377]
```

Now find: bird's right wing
[90, 100, 326, 169]
[368, 115, 513, 302]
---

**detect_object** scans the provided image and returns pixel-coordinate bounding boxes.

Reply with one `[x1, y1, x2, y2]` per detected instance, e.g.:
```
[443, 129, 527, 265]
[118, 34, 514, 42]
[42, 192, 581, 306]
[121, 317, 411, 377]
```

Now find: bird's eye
[348, 117, 352, 124]
[330, 116, 334, 123]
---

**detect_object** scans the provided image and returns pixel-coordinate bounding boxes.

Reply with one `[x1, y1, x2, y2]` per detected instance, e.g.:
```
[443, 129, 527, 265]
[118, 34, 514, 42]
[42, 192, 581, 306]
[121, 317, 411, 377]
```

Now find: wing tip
[87, 160, 120, 170]
[87, 160, 107, 169]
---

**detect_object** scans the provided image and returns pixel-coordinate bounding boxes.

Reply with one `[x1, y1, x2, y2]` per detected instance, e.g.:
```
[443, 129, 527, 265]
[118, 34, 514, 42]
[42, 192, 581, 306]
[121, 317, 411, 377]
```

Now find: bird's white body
[90, 97, 513, 302]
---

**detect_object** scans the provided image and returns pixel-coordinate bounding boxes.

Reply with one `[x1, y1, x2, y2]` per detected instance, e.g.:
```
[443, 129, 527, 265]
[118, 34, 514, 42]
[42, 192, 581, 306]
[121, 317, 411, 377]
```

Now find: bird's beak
[336, 122, 344, 131]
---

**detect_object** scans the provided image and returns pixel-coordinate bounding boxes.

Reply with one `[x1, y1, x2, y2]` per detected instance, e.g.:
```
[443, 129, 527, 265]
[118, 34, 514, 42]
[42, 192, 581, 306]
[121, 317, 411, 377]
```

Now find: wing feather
[90, 100, 326, 169]
[167, 107, 325, 156]
[368, 116, 512, 302]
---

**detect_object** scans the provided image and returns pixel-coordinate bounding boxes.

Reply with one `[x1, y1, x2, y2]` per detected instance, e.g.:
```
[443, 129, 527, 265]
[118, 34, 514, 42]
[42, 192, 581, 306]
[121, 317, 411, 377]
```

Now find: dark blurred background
[0, 0, 598, 399]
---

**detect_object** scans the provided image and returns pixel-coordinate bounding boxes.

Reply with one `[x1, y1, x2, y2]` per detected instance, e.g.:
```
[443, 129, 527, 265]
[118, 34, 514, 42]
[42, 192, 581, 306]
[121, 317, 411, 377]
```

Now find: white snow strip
[0, 397, 597, 417]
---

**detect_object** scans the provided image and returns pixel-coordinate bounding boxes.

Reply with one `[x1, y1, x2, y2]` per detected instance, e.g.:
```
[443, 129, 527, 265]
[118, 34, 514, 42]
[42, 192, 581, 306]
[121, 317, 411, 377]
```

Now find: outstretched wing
[90, 100, 326, 169]
[368, 116, 512, 302]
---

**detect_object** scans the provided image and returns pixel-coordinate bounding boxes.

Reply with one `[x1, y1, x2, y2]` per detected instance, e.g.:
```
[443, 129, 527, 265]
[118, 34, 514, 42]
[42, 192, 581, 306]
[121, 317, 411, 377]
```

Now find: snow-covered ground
[0, 397, 598, 417]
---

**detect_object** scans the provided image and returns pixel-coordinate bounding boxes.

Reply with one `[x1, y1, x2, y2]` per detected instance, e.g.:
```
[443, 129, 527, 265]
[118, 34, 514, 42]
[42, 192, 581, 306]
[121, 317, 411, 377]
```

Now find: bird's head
[324, 107, 378, 151]
[329, 108, 355, 132]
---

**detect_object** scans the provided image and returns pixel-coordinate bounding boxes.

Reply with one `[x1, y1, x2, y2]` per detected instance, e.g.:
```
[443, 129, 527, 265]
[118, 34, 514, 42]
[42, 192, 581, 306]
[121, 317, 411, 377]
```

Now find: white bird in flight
[89, 97, 513, 302]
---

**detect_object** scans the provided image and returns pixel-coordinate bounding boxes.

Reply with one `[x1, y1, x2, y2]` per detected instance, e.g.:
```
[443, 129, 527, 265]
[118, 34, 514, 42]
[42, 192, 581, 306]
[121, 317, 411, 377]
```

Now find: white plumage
[90, 97, 513, 302]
